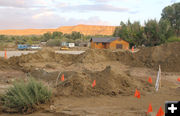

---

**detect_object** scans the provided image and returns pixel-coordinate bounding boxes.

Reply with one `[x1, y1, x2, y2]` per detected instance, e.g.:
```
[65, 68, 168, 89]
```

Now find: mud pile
[0, 58, 19, 70]
[76, 49, 112, 63]
[57, 66, 153, 97]
[8, 48, 75, 65]
[76, 49, 137, 64]
[134, 42, 180, 72]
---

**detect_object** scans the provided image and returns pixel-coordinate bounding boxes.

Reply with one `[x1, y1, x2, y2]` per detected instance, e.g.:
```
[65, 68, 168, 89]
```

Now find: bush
[46, 39, 61, 46]
[0, 78, 52, 113]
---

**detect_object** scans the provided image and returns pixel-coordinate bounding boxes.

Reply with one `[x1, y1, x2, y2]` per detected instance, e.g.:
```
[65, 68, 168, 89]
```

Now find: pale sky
[0, 0, 179, 29]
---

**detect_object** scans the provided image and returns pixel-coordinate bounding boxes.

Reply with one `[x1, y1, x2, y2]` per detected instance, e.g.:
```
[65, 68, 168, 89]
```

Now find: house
[90, 37, 129, 49]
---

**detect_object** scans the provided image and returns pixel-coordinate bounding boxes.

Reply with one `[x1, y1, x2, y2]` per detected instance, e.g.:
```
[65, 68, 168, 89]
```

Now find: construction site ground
[0, 42, 180, 116]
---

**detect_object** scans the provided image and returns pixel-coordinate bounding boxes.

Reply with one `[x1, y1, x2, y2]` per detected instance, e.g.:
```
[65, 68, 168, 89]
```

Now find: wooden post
[55, 72, 61, 87]
[159, 65, 161, 89]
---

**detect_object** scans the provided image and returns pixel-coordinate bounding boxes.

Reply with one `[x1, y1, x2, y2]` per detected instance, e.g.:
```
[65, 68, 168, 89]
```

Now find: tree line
[0, 32, 89, 46]
[0, 31, 111, 47]
[113, 2, 180, 47]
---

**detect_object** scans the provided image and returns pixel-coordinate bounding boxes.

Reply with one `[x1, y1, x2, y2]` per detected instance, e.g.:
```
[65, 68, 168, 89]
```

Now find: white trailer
[68, 43, 75, 48]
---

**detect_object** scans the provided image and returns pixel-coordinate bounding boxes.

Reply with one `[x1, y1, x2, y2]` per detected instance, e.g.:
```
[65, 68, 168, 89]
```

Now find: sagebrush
[0, 78, 52, 113]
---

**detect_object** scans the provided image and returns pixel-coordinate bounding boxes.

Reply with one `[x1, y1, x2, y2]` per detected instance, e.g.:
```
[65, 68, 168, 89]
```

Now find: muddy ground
[0, 42, 180, 116]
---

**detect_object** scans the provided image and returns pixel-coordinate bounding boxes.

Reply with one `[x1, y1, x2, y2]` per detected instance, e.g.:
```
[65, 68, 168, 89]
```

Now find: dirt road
[0, 51, 85, 58]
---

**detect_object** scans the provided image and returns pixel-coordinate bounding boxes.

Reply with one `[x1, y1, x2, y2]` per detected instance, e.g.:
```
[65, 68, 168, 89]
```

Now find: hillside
[0, 24, 116, 36]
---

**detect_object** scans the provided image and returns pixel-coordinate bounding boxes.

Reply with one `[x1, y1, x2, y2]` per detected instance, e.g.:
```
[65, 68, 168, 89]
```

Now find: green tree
[113, 20, 145, 47]
[43, 32, 52, 41]
[159, 19, 174, 42]
[161, 2, 180, 36]
[71, 31, 82, 40]
[144, 19, 161, 46]
[52, 31, 63, 39]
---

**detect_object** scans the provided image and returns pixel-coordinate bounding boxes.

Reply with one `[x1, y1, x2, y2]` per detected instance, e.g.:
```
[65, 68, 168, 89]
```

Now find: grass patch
[166, 36, 180, 42]
[0, 78, 52, 113]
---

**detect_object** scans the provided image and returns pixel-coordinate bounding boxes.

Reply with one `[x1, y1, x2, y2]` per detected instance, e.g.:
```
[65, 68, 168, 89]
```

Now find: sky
[0, 0, 179, 29]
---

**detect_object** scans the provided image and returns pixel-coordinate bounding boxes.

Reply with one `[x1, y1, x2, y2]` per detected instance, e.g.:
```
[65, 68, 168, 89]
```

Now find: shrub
[0, 78, 52, 113]
[46, 39, 61, 46]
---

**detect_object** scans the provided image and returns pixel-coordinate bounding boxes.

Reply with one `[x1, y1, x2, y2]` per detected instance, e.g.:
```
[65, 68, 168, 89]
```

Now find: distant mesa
[0, 24, 116, 36]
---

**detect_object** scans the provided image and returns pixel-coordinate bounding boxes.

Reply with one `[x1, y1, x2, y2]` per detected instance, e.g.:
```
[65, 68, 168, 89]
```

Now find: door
[116, 44, 123, 49]
[102, 43, 107, 49]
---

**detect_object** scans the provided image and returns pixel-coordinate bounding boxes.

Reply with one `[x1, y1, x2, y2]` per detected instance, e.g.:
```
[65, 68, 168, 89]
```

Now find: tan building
[90, 37, 129, 49]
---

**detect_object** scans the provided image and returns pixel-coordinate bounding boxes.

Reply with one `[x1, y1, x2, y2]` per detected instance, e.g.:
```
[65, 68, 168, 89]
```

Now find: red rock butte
[0, 24, 116, 36]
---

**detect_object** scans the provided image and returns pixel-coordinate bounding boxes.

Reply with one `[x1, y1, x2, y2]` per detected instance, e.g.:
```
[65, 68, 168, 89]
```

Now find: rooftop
[91, 37, 119, 43]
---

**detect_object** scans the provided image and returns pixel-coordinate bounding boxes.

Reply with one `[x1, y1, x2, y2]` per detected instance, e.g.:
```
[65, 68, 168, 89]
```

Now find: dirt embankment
[1, 42, 180, 73]
[56, 66, 153, 97]
[76, 42, 180, 72]
[7, 48, 77, 72]
[0, 58, 19, 70]
[133, 42, 180, 72]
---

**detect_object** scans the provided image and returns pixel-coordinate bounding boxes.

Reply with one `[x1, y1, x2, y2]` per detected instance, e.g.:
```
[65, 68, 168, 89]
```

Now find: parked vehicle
[60, 42, 69, 50]
[30, 45, 41, 50]
[18, 44, 41, 50]
[17, 44, 30, 50]
[60, 46, 69, 50]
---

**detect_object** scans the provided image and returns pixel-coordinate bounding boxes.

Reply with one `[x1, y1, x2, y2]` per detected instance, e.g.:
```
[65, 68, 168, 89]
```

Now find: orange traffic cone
[177, 77, 180, 82]
[132, 46, 134, 52]
[147, 103, 153, 114]
[61, 74, 64, 82]
[4, 50, 7, 59]
[92, 80, 96, 87]
[156, 107, 164, 116]
[148, 77, 152, 84]
[134, 89, 141, 99]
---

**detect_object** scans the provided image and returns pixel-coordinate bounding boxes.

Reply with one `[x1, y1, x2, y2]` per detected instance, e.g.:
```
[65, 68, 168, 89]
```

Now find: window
[116, 44, 123, 49]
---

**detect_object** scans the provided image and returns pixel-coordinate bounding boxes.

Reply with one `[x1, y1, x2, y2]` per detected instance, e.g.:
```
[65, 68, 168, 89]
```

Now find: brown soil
[75, 42, 180, 72]
[133, 42, 180, 72]
[6, 42, 180, 72]
[0, 42, 180, 115]
[0, 58, 20, 71]
[56, 66, 153, 97]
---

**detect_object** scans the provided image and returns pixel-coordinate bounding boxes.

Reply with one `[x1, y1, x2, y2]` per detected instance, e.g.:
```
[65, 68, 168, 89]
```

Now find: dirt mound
[7, 42, 180, 72]
[134, 42, 180, 72]
[8, 48, 75, 63]
[79, 42, 180, 72]
[0, 58, 19, 70]
[76, 49, 112, 63]
[9, 49, 56, 64]
[76, 49, 140, 66]
[57, 66, 153, 97]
